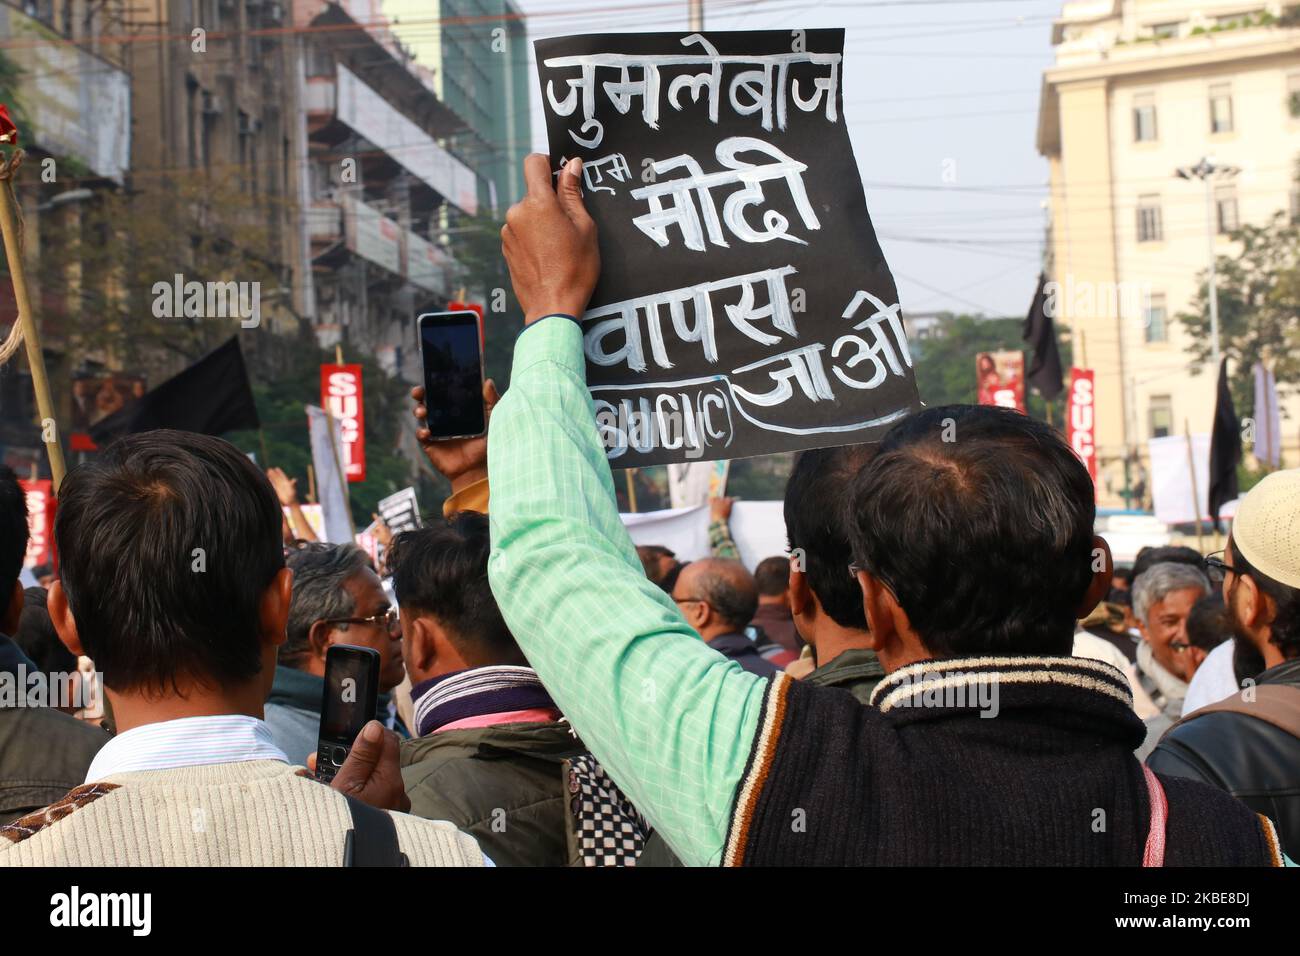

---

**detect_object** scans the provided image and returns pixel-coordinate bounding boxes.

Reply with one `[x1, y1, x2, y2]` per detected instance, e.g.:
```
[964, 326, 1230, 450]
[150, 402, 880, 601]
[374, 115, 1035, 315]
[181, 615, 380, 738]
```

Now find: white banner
[666, 460, 731, 510]
[621, 501, 787, 569]
[1149, 433, 1211, 526]
[307, 405, 353, 544]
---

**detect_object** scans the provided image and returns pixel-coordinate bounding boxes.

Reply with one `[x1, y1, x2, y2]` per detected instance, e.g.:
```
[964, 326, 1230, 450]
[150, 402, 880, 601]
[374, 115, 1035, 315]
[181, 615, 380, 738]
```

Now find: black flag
[1022, 273, 1064, 402]
[89, 337, 260, 446]
[1208, 357, 1241, 529]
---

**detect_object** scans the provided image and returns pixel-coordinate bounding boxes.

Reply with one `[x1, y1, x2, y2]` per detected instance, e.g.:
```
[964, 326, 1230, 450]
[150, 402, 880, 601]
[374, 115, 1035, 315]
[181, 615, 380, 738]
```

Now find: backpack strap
[1141, 764, 1167, 867]
[1173, 684, 1300, 739]
[341, 795, 408, 867]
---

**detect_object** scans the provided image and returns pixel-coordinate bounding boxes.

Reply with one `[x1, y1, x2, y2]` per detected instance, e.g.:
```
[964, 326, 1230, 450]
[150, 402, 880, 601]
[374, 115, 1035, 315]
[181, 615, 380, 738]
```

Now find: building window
[1215, 185, 1239, 233]
[1289, 73, 1300, 119]
[1133, 94, 1158, 142]
[1151, 22, 1181, 39]
[1209, 83, 1234, 133]
[1149, 396, 1173, 440]
[1144, 293, 1168, 343]
[1137, 196, 1163, 242]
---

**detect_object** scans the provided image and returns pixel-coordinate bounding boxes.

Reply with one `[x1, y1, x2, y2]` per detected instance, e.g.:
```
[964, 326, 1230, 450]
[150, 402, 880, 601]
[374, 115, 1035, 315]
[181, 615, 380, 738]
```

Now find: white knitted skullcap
[1233, 468, 1300, 590]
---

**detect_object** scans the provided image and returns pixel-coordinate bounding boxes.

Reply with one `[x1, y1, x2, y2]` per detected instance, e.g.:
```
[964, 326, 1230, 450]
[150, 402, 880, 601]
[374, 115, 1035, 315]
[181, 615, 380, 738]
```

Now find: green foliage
[911, 313, 1071, 421]
[1175, 211, 1300, 416]
[448, 211, 524, 388]
[227, 333, 420, 528]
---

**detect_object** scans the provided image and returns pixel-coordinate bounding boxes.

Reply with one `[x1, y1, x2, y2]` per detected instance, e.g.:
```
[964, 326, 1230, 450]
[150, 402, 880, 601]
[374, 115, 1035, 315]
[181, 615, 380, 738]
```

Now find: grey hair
[1132, 561, 1211, 624]
[281, 543, 373, 668]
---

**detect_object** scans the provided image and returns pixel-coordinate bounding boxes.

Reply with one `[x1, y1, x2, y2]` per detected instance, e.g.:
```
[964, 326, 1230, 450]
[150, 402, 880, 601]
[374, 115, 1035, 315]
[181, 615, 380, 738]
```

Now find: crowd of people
[0, 155, 1296, 866]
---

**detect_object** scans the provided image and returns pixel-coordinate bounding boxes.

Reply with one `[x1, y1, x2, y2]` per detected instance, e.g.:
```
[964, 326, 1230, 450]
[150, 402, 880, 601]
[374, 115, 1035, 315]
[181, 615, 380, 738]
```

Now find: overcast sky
[395, 0, 1062, 318]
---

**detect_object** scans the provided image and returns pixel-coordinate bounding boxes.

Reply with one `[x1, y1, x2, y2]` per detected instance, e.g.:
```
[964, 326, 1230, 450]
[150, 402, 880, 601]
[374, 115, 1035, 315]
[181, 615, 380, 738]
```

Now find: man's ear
[407, 616, 438, 676]
[1, 579, 22, 636]
[1076, 535, 1113, 618]
[858, 570, 897, 653]
[259, 567, 293, 649]
[1239, 575, 1268, 630]
[789, 567, 813, 617]
[47, 580, 85, 659]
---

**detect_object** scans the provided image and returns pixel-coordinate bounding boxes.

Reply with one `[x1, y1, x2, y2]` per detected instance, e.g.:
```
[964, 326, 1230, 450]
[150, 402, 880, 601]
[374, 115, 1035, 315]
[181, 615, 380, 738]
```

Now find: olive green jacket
[400, 721, 586, 867]
[804, 648, 885, 705]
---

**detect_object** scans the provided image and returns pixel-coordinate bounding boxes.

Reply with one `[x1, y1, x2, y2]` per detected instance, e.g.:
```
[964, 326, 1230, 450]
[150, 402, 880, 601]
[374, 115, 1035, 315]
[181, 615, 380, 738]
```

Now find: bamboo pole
[1185, 419, 1205, 554]
[0, 149, 67, 490]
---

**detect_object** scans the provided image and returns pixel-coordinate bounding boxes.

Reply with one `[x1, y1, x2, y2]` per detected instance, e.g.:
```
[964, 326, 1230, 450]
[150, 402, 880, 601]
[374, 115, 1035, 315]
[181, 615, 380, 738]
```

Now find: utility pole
[1175, 157, 1239, 367]
[689, 0, 704, 31]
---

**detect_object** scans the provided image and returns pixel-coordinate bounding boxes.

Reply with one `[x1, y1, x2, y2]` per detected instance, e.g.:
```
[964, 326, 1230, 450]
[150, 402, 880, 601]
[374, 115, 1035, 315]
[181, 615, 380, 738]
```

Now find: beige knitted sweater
[0, 760, 485, 866]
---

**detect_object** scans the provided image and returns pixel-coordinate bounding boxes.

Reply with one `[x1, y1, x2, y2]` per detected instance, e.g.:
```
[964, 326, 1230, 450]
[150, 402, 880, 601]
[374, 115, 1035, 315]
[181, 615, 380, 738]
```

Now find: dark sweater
[725, 656, 1283, 866]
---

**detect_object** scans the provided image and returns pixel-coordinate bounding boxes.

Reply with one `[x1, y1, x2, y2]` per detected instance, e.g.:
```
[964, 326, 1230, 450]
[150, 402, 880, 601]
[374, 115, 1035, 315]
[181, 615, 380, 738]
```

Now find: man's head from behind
[844, 405, 1109, 670]
[387, 511, 524, 686]
[48, 431, 290, 710]
[671, 557, 758, 642]
[753, 556, 791, 607]
[0, 465, 28, 637]
[1132, 561, 1211, 681]
[784, 444, 876, 648]
[283, 543, 404, 692]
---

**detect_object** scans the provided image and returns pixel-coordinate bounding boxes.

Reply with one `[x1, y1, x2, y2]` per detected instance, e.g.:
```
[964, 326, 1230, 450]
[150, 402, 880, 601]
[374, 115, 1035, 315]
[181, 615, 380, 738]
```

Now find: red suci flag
[0, 104, 19, 145]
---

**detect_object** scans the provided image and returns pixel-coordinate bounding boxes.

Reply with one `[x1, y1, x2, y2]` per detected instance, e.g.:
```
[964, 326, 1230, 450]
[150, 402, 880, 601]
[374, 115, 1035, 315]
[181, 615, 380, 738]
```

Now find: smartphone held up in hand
[417, 310, 486, 441]
[314, 644, 381, 783]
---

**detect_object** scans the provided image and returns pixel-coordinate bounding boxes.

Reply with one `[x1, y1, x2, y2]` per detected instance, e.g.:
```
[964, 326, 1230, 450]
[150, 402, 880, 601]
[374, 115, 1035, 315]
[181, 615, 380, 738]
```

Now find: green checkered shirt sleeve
[486, 317, 768, 866]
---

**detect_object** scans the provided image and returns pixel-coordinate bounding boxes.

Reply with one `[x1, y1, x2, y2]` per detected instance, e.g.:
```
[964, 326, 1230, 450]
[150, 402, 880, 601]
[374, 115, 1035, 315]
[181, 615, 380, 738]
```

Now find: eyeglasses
[847, 562, 862, 580]
[324, 607, 399, 635]
[1203, 551, 1247, 587]
[673, 596, 706, 606]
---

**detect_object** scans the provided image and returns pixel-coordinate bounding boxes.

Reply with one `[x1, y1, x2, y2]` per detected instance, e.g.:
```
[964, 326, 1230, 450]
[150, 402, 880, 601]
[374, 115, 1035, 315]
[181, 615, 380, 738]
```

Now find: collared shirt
[86, 714, 288, 782]
[487, 317, 766, 867]
[83, 712, 498, 865]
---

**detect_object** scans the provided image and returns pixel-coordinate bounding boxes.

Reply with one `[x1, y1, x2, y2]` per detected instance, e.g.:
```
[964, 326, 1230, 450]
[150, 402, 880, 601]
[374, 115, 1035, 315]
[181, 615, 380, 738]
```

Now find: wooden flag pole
[0, 149, 67, 491]
[625, 468, 638, 513]
[307, 463, 317, 504]
[1185, 419, 1206, 553]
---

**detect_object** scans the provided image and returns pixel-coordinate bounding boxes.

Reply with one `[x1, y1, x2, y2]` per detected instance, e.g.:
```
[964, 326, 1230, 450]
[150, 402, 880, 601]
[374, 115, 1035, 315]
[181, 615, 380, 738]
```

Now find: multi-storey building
[0, 0, 132, 473]
[386, 0, 531, 214]
[292, 0, 477, 385]
[1038, 0, 1300, 507]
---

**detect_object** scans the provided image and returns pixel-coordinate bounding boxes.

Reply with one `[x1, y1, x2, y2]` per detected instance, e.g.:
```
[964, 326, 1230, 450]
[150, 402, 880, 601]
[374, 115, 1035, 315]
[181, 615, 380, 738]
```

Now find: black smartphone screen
[319, 645, 380, 744]
[419, 311, 485, 440]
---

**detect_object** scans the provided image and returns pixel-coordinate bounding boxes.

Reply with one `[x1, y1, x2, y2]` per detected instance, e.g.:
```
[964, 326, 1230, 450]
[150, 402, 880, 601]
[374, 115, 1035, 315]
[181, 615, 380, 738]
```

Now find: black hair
[1131, 546, 1203, 583]
[0, 464, 28, 623]
[281, 543, 373, 669]
[1185, 592, 1230, 652]
[753, 556, 790, 597]
[54, 430, 285, 693]
[13, 586, 77, 676]
[1229, 539, 1300, 660]
[845, 405, 1096, 658]
[784, 445, 877, 630]
[387, 511, 523, 666]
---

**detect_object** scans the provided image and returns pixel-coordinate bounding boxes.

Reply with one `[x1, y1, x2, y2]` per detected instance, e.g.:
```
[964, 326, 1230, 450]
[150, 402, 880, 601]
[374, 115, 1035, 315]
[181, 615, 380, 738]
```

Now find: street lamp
[1174, 157, 1240, 366]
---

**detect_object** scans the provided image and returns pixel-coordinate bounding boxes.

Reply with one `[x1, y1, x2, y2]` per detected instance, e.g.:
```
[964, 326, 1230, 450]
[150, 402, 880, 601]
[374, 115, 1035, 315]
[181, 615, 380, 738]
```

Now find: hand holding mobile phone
[314, 645, 382, 783]
[417, 310, 486, 442]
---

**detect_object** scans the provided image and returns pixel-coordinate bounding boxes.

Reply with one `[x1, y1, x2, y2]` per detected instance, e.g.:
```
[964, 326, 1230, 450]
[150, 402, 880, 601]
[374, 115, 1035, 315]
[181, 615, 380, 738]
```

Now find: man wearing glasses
[1148, 469, 1300, 859]
[265, 543, 405, 765]
[1129, 562, 1212, 758]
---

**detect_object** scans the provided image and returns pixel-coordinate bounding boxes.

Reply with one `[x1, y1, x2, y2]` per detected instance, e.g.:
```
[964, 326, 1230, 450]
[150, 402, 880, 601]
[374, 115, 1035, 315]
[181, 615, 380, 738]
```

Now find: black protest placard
[535, 29, 921, 468]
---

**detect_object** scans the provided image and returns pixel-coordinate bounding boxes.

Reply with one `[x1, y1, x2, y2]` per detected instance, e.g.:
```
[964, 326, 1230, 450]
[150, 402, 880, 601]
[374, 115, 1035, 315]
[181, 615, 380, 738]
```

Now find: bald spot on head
[678, 558, 759, 631]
